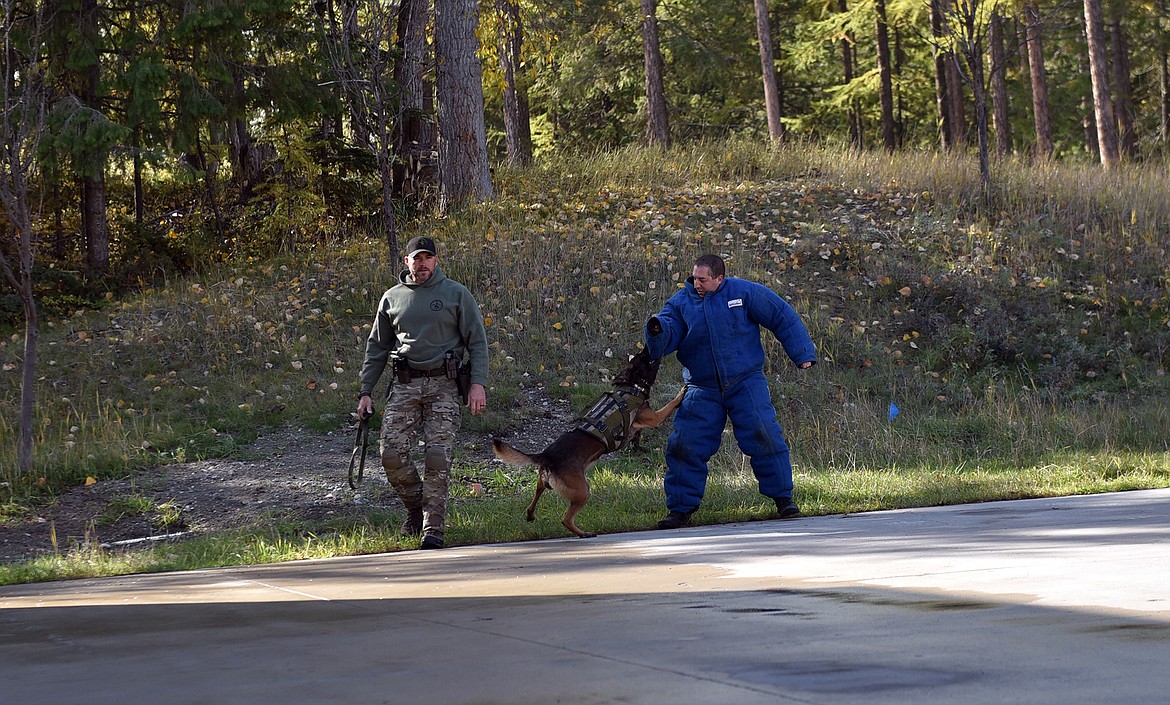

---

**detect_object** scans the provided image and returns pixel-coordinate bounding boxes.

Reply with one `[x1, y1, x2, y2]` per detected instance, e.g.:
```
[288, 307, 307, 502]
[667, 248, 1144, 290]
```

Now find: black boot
[775, 498, 800, 519]
[399, 507, 424, 535]
[657, 509, 694, 530]
[419, 532, 445, 549]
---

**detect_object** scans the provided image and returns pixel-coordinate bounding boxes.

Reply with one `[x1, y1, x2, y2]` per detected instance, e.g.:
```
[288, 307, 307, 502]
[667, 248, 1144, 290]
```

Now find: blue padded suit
[644, 276, 817, 514]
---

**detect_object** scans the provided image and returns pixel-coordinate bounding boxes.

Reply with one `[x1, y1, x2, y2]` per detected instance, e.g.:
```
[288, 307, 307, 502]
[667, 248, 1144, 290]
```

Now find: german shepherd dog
[492, 348, 685, 538]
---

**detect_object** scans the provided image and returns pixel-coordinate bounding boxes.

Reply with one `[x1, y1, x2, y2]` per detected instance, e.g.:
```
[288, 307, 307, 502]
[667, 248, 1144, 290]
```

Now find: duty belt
[575, 386, 648, 453]
[408, 366, 447, 379]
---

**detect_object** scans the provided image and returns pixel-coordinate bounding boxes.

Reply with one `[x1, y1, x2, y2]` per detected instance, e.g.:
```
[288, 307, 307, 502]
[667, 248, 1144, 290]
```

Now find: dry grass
[1, 140, 1167, 577]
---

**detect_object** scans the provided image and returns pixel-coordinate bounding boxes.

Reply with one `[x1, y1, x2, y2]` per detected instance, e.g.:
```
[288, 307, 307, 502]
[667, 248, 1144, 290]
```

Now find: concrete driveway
[2, 488, 1168, 705]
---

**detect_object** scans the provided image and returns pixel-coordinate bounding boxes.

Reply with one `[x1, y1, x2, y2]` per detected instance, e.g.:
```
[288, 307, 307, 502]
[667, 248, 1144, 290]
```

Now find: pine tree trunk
[435, 0, 493, 207]
[133, 142, 145, 226]
[1159, 0, 1170, 147]
[81, 176, 110, 273]
[228, 65, 263, 195]
[394, 0, 434, 195]
[18, 293, 38, 477]
[989, 11, 1011, 155]
[1109, 8, 1136, 158]
[962, 11, 991, 189]
[1163, 32, 1170, 146]
[0, 198, 40, 480]
[945, 54, 966, 146]
[79, 0, 110, 273]
[315, 0, 344, 141]
[641, 0, 670, 148]
[931, 0, 951, 149]
[195, 134, 227, 245]
[769, 5, 787, 130]
[1024, 4, 1053, 159]
[1, 0, 45, 479]
[1015, 17, 1033, 118]
[894, 26, 905, 143]
[1082, 0, 1119, 168]
[396, 0, 430, 148]
[380, 143, 400, 260]
[128, 2, 145, 226]
[875, 0, 896, 151]
[497, 0, 534, 164]
[838, 0, 861, 148]
[342, 0, 370, 149]
[1079, 35, 1099, 157]
[754, 0, 783, 141]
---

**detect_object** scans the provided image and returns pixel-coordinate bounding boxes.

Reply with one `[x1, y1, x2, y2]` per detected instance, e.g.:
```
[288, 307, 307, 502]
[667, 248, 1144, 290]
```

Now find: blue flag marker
[888, 402, 900, 421]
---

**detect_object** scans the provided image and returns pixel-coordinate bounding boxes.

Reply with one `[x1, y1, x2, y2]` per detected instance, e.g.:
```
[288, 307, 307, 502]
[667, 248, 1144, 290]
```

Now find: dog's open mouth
[613, 349, 661, 390]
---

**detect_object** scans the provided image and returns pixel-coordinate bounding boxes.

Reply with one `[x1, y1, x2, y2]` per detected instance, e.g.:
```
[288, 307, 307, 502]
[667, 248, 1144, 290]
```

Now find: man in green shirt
[357, 236, 489, 549]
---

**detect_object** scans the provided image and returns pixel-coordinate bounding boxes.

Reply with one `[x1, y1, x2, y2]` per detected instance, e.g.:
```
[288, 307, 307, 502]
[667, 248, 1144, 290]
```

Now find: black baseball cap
[405, 236, 437, 257]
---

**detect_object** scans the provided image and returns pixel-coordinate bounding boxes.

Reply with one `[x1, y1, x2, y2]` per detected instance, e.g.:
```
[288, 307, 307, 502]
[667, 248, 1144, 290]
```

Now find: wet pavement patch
[1077, 623, 1170, 642]
[808, 589, 1001, 612]
[723, 659, 974, 693]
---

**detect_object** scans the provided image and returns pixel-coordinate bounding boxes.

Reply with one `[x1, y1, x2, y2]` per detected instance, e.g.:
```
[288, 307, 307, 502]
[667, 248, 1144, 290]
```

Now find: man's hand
[798, 361, 815, 369]
[647, 316, 663, 336]
[357, 394, 375, 417]
[467, 383, 487, 415]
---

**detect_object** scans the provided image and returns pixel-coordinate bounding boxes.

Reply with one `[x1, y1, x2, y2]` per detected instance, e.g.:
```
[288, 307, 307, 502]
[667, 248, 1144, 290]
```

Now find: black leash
[348, 408, 374, 489]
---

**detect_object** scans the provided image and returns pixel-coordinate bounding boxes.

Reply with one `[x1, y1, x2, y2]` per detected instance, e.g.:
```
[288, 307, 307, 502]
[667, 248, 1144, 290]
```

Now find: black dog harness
[575, 385, 650, 453]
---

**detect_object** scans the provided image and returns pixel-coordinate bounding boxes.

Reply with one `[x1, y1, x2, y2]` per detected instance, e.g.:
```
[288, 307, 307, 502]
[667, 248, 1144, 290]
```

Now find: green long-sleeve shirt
[359, 267, 489, 394]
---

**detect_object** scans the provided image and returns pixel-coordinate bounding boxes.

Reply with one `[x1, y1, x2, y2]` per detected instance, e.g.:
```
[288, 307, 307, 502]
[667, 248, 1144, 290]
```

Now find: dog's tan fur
[492, 350, 684, 538]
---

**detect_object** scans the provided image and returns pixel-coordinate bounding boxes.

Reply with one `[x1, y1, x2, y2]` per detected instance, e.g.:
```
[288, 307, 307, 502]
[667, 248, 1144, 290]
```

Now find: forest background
[1, 0, 1168, 576]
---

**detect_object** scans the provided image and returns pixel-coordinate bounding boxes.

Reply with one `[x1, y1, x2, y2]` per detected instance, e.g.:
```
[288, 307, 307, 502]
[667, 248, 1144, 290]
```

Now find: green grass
[4, 439, 1163, 586]
[2, 138, 1169, 584]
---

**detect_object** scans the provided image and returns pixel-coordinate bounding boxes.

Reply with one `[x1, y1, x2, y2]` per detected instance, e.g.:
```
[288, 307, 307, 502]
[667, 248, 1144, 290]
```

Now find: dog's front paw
[525, 512, 536, 522]
[579, 532, 597, 539]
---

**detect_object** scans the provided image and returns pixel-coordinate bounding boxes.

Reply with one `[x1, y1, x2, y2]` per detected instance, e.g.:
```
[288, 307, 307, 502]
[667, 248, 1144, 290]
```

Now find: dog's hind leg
[561, 497, 596, 539]
[555, 473, 596, 538]
[525, 471, 548, 522]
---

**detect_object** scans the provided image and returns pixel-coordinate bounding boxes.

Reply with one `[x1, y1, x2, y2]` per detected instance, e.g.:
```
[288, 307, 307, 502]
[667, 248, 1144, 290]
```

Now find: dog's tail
[492, 438, 539, 467]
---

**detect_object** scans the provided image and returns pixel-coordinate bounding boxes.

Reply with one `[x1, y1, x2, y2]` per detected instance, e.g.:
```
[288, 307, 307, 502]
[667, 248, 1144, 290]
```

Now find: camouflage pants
[380, 375, 462, 539]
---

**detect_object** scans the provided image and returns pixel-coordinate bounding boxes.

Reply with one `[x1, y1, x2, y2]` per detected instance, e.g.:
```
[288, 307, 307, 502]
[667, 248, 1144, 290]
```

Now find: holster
[393, 358, 411, 385]
[445, 351, 470, 405]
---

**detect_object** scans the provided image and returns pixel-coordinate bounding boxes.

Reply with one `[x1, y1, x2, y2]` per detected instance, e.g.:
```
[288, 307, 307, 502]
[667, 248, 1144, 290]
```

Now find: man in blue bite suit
[644, 254, 817, 529]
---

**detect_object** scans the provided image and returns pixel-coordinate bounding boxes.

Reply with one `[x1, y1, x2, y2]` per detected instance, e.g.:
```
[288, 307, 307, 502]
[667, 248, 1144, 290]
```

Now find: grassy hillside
[2, 139, 1168, 578]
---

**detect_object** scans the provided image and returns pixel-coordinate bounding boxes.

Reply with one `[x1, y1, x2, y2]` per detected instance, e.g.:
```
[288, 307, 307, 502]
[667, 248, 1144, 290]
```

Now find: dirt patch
[0, 385, 576, 563]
